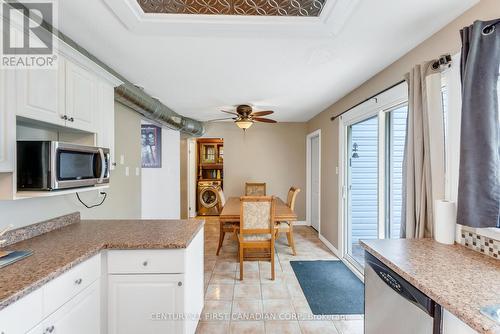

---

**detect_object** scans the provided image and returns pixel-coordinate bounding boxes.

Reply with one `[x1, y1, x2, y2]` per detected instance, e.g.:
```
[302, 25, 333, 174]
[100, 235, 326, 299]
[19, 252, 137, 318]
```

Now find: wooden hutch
[197, 138, 224, 184]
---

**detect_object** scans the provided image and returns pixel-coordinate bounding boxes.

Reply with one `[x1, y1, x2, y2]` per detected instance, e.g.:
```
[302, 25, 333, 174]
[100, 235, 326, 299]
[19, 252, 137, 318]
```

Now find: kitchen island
[0, 213, 204, 334]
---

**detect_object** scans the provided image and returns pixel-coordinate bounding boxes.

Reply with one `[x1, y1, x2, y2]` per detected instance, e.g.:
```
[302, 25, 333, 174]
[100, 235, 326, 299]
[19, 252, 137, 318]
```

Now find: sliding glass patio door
[340, 83, 408, 272]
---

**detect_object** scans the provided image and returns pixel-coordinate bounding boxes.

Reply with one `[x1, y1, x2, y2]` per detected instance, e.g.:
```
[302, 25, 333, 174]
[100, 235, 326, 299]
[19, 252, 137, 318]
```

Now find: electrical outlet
[125, 166, 129, 176]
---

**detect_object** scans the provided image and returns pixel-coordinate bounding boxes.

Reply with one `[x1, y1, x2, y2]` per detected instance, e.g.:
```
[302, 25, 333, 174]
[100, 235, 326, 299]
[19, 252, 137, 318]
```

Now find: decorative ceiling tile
[137, 0, 327, 17]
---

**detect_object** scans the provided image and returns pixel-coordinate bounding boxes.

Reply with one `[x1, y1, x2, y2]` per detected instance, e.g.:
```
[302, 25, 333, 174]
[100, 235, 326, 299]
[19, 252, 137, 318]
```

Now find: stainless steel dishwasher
[364, 252, 442, 334]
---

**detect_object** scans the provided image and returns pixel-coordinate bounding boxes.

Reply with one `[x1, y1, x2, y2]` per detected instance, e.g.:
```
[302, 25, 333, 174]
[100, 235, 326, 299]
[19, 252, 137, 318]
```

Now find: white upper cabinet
[16, 61, 66, 126]
[0, 69, 16, 172]
[65, 61, 98, 133]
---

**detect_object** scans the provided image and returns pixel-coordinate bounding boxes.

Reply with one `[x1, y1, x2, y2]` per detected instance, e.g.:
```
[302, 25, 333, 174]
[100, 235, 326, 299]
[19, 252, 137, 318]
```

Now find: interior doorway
[187, 138, 197, 218]
[307, 130, 321, 233]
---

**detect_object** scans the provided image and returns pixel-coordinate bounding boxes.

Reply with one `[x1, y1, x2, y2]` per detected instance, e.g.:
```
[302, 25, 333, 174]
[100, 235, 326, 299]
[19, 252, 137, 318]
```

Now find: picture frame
[141, 124, 162, 168]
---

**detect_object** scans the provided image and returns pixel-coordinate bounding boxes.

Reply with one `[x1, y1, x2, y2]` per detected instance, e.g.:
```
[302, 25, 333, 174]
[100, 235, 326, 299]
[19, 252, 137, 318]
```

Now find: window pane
[388, 105, 408, 239]
[348, 115, 379, 266]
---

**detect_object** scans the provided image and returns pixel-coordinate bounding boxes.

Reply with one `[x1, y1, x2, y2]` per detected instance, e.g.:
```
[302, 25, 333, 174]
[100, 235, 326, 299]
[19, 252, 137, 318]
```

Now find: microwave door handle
[97, 148, 105, 184]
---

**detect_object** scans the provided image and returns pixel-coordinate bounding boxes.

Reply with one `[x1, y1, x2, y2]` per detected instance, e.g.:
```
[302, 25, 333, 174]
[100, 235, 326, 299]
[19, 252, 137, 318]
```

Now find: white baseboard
[318, 234, 340, 258]
[294, 220, 309, 226]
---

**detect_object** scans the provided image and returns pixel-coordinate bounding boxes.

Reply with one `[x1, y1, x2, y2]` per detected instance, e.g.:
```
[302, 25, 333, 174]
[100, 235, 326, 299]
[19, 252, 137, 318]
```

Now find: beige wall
[0, 102, 142, 230]
[307, 0, 500, 249]
[199, 122, 308, 220]
[83, 102, 142, 219]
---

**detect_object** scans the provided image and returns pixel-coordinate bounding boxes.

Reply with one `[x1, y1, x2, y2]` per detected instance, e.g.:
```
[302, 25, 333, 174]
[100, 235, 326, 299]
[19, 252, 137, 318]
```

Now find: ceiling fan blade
[251, 110, 274, 117]
[254, 117, 277, 123]
[221, 110, 239, 116]
[207, 117, 235, 122]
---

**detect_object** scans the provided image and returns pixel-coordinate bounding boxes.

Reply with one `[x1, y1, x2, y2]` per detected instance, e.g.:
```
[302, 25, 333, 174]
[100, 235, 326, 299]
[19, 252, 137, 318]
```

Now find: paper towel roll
[434, 200, 456, 244]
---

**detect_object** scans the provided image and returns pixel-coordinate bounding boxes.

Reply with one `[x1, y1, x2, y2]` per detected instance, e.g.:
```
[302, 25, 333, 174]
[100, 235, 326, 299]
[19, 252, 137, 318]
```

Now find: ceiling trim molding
[103, 0, 360, 37]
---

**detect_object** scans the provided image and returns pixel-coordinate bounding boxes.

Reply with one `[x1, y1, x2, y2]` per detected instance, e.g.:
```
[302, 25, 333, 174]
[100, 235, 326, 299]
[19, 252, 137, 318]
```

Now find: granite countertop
[361, 239, 500, 334]
[0, 218, 204, 311]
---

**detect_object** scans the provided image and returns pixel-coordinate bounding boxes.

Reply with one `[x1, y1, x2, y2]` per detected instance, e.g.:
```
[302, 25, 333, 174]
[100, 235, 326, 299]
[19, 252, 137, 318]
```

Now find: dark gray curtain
[457, 19, 500, 228]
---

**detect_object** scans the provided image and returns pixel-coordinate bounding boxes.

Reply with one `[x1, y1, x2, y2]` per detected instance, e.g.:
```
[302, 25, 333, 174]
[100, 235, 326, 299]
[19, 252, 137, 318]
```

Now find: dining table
[218, 196, 298, 259]
[219, 196, 298, 224]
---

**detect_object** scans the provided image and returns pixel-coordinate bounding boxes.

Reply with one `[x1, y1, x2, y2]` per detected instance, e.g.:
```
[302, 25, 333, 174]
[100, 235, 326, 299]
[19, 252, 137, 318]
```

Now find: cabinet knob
[74, 278, 83, 285]
[61, 115, 67, 120]
[68, 117, 74, 122]
[45, 325, 55, 333]
[178, 281, 182, 287]
[142, 261, 148, 267]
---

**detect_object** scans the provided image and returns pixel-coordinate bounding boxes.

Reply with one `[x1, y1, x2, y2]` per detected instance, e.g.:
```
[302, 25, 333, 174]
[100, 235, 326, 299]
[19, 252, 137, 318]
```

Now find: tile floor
[196, 217, 364, 334]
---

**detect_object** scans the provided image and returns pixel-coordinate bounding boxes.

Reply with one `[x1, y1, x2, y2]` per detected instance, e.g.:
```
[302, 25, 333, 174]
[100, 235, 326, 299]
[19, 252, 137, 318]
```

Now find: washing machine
[197, 181, 222, 216]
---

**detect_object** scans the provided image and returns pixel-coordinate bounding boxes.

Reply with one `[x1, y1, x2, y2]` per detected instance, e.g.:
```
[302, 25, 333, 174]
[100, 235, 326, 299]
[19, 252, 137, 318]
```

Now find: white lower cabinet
[106, 228, 204, 334]
[28, 281, 100, 334]
[108, 274, 184, 334]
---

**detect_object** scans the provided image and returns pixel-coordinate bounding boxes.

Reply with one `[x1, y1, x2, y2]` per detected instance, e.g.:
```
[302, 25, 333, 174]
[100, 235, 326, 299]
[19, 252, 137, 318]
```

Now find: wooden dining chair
[215, 187, 239, 256]
[275, 187, 300, 255]
[236, 196, 276, 280]
[245, 182, 266, 196]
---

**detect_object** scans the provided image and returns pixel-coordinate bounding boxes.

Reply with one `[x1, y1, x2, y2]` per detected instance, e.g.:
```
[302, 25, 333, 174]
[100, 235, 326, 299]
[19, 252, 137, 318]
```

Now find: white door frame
[338, 82, 408, 275]
[187, 138, 197, 218]
[306, 129, 321, 234]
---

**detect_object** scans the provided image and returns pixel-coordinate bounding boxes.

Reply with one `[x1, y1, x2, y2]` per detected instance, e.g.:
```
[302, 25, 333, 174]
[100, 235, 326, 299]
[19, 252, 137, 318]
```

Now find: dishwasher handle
[366, 252, 435, 316]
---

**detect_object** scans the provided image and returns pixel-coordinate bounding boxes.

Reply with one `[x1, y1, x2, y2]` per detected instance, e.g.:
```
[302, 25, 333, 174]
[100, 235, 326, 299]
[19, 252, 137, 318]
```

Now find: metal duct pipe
[115, 83, 205, 137]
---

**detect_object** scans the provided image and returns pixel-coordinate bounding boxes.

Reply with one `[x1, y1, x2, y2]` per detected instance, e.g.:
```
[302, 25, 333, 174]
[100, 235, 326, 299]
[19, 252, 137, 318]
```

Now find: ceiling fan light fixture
[235, 119, 254, 130]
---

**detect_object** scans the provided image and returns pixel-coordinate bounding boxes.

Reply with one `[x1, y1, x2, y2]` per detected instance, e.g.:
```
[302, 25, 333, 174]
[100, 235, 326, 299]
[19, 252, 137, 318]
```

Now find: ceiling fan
[210, 104, 277, 131]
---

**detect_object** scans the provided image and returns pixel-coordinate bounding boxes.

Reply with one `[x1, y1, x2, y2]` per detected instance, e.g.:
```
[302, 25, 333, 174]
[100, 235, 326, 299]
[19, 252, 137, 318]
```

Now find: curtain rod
[329, 54, 452, 122]
[330, 79, 406, 122]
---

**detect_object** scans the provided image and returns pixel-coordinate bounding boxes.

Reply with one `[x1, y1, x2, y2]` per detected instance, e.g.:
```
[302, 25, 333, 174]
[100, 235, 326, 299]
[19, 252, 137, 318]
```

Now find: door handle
[97, 148, 105, 184]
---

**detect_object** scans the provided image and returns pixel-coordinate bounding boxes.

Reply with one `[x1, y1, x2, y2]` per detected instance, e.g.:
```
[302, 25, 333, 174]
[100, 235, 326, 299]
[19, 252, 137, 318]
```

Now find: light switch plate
[120, 155, 125, 165]
[135, 167, 140, 176]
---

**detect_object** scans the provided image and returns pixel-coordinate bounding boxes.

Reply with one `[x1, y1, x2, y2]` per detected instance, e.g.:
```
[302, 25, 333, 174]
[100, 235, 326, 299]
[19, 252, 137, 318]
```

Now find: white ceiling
[58, 0, 477, 122]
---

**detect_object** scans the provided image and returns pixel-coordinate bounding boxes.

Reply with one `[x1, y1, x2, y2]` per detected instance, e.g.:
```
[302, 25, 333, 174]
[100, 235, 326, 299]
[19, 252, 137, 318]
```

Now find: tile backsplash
[461, 230, 499, 259]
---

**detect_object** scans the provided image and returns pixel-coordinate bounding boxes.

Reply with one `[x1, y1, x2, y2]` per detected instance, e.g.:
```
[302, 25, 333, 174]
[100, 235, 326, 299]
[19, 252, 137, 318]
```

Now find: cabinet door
[16, 62, 65, 126]
[108, 274, 184, 334]
[29, 281, 101, 334]
[0, 69, 16, 172]
[65, 61, 97, 132]
[96, 80, 115, 169]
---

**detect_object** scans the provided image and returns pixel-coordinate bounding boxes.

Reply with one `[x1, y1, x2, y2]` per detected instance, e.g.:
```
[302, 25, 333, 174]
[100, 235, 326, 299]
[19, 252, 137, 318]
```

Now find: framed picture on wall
[141, 124, 162, 168]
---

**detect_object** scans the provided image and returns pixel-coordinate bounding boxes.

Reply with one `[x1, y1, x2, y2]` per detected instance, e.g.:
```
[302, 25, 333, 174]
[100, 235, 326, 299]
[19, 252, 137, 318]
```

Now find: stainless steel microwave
[17, 141, 110, 191]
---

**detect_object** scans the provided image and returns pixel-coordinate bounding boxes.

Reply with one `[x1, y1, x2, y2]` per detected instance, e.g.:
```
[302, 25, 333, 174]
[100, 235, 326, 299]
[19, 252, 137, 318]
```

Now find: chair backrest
[245, 182, 266, 196]
[215, 186, 226, 212]
[286, 187, 301, 211]
[239, 196, 275, 235]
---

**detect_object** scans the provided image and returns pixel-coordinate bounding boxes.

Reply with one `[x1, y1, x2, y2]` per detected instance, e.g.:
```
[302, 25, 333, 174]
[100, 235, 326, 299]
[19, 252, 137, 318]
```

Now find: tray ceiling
[137, 0, 326, 17]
